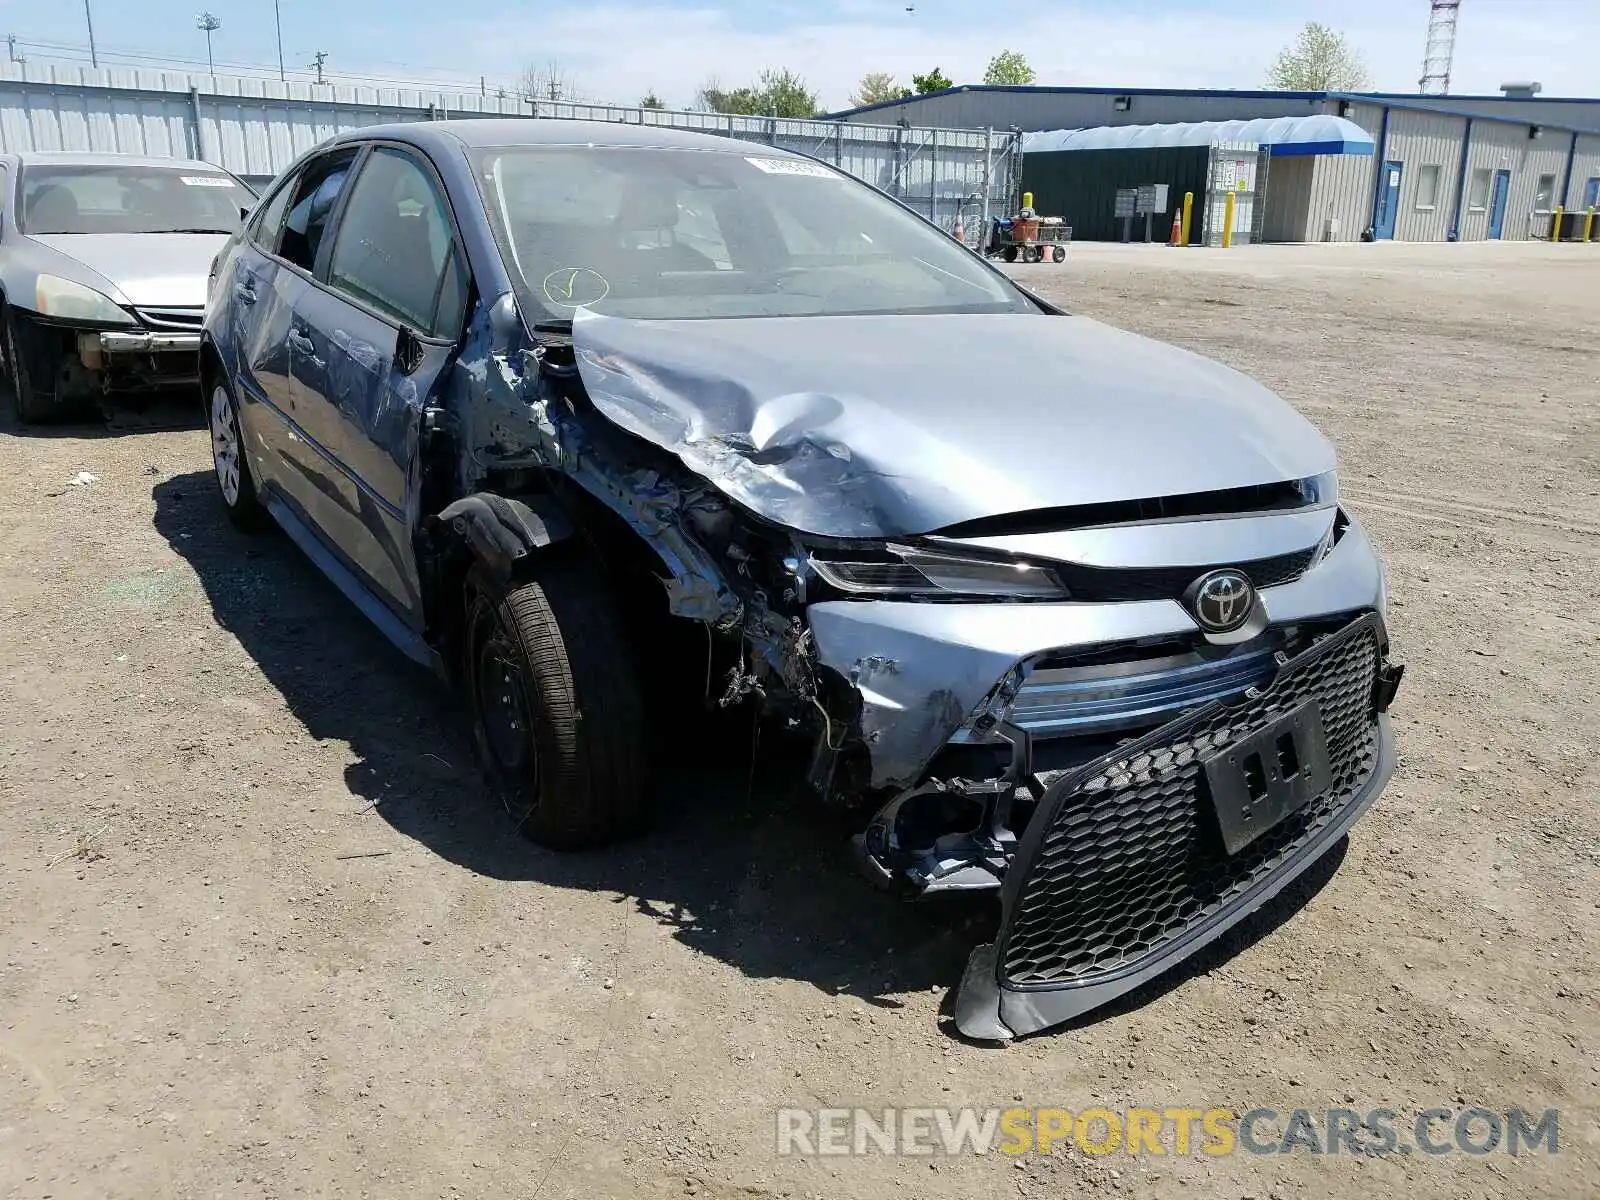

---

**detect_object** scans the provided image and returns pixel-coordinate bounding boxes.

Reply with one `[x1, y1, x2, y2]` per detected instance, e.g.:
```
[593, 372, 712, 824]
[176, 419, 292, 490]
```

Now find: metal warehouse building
[831, 86, 1600, 243]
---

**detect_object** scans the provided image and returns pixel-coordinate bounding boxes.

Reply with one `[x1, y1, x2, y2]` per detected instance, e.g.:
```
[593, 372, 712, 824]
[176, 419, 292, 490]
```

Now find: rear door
[287, 143, 470, 626]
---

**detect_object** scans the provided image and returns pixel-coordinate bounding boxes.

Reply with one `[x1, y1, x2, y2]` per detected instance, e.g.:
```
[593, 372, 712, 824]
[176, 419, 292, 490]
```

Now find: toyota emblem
[1185, 570, 1257, 634]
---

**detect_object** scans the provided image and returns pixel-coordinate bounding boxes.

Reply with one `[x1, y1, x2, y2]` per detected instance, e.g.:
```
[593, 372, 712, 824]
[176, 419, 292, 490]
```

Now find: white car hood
[29, 233, 227, 307]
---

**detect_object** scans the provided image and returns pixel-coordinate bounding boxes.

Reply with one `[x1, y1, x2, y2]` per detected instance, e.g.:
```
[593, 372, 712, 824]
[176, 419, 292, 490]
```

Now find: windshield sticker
[181, 176, 235, 187]
[542, 266, 612, 309]
[745, 157, 839, 180]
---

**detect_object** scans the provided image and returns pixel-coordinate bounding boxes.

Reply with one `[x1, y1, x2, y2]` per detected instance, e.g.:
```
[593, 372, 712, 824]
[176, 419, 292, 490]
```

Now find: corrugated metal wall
[1385, 109, 1469, 242]
[1022, 146, 1208, 241]
[1401, 95, 1600, 133]
[1563, 133, 1600, 209]
[1261, 155, 1314, 242]
[0, 63, 1022, 231]
[1452, 123, 1569, 240]
[1302, 103, 1384, 241]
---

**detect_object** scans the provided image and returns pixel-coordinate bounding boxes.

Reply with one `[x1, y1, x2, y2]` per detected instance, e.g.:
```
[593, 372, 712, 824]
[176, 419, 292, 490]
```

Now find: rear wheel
[1002, 245, 1019, 263]
[465, 558, 648, 849]
[207, 374, 265, 531]
[1052, 245, 1066, 263]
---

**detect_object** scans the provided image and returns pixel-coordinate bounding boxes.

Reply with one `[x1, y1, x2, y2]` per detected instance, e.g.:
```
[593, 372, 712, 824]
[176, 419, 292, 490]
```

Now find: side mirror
[395, 325, 424, 376]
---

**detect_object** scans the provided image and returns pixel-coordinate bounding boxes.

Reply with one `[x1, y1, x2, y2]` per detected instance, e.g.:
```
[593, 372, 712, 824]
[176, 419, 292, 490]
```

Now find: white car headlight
[33, 275, 135, 325]
[808, 544, 1069, 600]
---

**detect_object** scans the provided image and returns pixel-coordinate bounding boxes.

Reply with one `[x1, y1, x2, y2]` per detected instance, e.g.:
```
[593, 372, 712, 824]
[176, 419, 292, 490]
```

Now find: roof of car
[334, 118, 804, 156]
[5, 150, 231, 171]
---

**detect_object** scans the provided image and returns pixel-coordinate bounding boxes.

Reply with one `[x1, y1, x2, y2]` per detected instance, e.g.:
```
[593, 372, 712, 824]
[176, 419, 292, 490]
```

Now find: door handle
[234, 278, 257, 304]
[287, 330, 315, 354]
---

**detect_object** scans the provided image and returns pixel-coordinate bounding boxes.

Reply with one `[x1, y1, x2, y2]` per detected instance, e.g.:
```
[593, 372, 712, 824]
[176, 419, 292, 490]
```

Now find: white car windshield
[21, 165, 255, 235]
[472, 146, 1031, 320]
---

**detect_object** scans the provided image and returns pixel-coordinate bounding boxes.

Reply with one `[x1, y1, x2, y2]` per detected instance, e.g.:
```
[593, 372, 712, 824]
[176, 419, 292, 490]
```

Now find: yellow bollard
[1552, 205, 1564, 241]
[1586, 206, 1597, 243]
[1022, 191, 1034, 211]
[1181, 191, 1194, 246]
[1222, 190, 1237, 248]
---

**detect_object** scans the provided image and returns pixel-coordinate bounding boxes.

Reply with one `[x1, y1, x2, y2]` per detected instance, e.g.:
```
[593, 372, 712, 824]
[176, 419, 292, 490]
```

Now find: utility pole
[311, 50, 327, 86]
[82, 0, 97, 68]
[274, 0, 285, 82]
[197, 12, 221, 78]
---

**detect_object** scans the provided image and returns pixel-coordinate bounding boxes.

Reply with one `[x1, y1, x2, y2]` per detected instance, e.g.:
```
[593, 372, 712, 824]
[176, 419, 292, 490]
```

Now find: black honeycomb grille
[999, 615, 1382, 989]
[1052, 547, 1320, 603]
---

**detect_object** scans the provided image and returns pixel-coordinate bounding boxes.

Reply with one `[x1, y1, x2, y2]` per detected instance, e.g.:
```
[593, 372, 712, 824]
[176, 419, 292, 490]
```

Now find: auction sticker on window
[181, 176, 236, 187]
[745, 157, 839, 179]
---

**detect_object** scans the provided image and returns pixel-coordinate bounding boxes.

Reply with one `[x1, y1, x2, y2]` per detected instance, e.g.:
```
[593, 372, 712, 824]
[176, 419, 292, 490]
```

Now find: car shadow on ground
[153, 469, 1348, 1034]
[0, 392, 202, 438]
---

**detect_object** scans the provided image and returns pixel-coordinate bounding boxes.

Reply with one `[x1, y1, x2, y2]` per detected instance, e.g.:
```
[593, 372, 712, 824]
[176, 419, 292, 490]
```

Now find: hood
[28, 233, 227, 307]
[571, 311, 1336, 539]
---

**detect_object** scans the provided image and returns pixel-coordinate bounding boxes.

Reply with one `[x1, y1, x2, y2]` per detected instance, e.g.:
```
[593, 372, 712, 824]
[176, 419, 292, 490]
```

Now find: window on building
[1467, 168, 1491, 212]
[1414, 164, 1443, 210]
[1533, 174, 1557, 213]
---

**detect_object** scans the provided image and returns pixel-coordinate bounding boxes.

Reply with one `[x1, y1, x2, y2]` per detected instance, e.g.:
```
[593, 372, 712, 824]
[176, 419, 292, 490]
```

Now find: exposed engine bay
[412, 290, 1394, 911]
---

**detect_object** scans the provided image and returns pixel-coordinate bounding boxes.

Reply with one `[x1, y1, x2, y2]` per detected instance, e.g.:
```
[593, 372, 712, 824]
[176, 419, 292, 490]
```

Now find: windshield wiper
[152, 227, 236, 234]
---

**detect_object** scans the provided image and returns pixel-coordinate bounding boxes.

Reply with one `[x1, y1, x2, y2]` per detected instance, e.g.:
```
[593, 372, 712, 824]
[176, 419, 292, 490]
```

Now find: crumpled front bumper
[952, 613, 1398, 1040]
[806, 514, 1387, 790]
[94, 330, 202, 354]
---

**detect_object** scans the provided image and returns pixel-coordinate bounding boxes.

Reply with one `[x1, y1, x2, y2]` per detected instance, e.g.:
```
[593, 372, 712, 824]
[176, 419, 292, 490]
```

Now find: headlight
[33, 275, 134, 325]
[1291, 470, 1338, 508]
[808, 544, 1069, 600]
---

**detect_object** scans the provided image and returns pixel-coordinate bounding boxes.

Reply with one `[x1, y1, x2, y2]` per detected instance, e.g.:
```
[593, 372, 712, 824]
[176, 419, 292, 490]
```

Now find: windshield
[20, 165, 255, 235]
[472, 146, 1031, 321]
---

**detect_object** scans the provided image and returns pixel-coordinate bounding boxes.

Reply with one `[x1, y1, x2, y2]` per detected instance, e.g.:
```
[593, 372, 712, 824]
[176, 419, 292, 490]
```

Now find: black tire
[465, 557, 648, 849]
[2, 305, 68, 425]
[1002, 245, 1019, 263]
[1052, 245, 1066, 263]
[204, 370, 266, 531]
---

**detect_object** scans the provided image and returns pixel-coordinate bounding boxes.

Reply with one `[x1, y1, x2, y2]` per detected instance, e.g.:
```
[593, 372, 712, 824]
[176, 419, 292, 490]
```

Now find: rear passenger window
[326, 147, 465, 337]
[279, 152, 356, 273]
[250, 172, 297, 254]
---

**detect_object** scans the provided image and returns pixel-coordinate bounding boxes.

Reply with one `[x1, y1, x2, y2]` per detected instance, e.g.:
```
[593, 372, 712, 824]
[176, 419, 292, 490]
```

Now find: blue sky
[0, 1, 1592, 109]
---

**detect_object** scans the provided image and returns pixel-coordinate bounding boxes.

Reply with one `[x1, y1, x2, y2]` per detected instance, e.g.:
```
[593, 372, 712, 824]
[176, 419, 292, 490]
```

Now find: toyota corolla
[200, 119, 1402, 1039]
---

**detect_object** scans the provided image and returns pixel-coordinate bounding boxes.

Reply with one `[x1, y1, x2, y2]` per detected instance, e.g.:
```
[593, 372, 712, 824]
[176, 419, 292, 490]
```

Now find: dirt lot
[2, 241, 1596, 1199]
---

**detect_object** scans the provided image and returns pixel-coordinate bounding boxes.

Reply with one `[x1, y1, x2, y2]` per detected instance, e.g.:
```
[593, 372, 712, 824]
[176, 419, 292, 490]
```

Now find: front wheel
[465, 558, 648, 849]
[1002, 245, 1019, 263]
[3, 306, 67, 424]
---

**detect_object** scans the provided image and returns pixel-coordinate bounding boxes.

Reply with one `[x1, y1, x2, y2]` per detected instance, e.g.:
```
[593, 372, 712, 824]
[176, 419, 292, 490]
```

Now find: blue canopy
[1023, 115, 1376, 157]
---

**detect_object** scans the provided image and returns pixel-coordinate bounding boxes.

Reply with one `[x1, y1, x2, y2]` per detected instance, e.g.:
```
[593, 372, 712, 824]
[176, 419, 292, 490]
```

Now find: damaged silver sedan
[202, 120, 1402, 1040]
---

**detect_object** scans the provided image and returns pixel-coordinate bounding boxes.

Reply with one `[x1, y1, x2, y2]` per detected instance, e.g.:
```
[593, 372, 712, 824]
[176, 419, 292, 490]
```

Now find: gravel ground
[1, 241, 1596, 1199]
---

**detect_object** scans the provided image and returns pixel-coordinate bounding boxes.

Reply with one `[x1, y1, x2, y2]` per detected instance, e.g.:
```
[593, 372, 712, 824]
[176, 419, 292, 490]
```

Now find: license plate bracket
[1203, 701, 1331, 855]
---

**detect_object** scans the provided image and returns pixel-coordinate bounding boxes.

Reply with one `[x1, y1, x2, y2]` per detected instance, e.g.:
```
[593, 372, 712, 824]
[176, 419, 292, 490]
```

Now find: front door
[288, 144, 469, 627]
[1488, 170, 1512, 239]
[1373, 160, 1403, 239]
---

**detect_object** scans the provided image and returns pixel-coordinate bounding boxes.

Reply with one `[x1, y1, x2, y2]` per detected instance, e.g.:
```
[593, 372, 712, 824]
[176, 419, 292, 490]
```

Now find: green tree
[983, 50, 1035, 86]
[697, 68, 819, 117]
[911, 66, 954, 94]
[851, 71, 912, 107]
[640, 90, 666, 110]
[1266, 22, 1372, 90]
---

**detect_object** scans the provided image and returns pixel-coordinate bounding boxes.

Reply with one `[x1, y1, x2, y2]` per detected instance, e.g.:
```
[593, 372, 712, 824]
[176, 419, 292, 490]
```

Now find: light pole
[196, 12, 221, 78]
[83, 0, 98, 68]
[274, 0, 285, 82]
